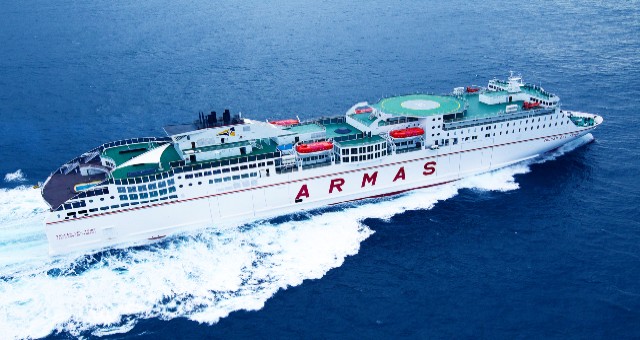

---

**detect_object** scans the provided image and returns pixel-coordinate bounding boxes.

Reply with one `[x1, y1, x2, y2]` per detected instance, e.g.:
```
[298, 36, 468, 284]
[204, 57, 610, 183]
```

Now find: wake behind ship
[41, 73, 603, 255]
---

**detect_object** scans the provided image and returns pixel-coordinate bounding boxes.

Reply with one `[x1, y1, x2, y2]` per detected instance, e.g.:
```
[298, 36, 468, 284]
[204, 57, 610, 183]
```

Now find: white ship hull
[45, 126, 595, 255]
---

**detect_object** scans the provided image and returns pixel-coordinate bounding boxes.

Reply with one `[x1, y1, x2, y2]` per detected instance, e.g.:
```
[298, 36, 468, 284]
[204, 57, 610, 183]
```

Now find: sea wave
[0, 134, 594, 339]
[4, 169, 26, 183]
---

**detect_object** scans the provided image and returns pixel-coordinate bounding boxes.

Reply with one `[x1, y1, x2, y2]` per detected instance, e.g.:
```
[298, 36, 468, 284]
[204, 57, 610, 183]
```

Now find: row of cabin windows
[341, 143, 386, 156]
[177, 172, 260, 187]
[443, 114, 567, 137]
[117, 179, 175, 194]
[529, 97, 556, 106]
[301, 154, 329, 161]
[75, 187, 109, 199]
[178, 161, 273, 180]
[209, 172, 259, 184]
[343, 150, 387, 163]
[460, 122, 565, 141]
[64, 195, 179, 218]
[119, 186, 176, 201]
[115, 170, 172, 185]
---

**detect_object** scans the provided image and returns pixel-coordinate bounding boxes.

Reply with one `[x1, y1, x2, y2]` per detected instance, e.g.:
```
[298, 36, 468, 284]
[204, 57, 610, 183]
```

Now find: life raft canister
[296, 141, 334, 153]
[389, 127, 424, 139]
[270, 119, 299, 126]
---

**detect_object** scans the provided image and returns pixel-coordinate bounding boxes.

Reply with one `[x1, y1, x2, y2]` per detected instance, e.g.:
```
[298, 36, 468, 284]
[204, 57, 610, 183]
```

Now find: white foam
[4, 169, 26, 183]
[0, 134, 594, 339]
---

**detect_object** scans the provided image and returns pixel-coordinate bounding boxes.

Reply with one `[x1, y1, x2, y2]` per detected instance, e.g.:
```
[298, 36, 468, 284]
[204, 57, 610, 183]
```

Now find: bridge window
[119, 195, 128, 200]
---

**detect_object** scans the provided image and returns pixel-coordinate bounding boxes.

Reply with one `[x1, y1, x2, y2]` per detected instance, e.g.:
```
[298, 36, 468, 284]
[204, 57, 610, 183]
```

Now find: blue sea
[1, 0, 639, 338]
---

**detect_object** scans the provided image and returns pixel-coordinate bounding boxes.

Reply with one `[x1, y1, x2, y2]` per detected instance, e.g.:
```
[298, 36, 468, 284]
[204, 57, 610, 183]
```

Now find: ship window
[89, 208, 98, 212]
[117, 187, 126, 193]
[359, 155, 365, 161]
[127, 187, 136, 193]
[232, 175, 240, 180]
[241, 173, 249, 179]
[351, 156, 357, 162]
[72, 202, 82, 208]
[343, 157, 349, 163]
[231, 167, 239, 172]
[129, 194, 138, 200]
[359, 147, 365, 153]
[209, 179, 214, 184]
[168, 186, 176, 193]
[351, 147, 357, 154]
[222, 168, 230, 173]
[267, 161, 274, 166]
[214, 178, 222, 183]
[140, 193, 149, 199]
[167, 179, 175, 185]
[195, 172, 203, 178]
[159, 189, 168, 195]
[367, 154, 372, 160]
[367, 146, 373, 152]
[66, 212, 76, 217]
[250, 172, 257, 177]
[111, 205, 120, 209]
[382, 150, 386, 156]
[119, 195, 128, 200]
[185, 174, 193, 179]
[248, 164, 256, 169]
[138, 185, 146, 192]
[240, 165, 248, 170]
[213, 169, 222, 174]
[342, 149, 348, 155]
[123, 203, 132, 207]
[224, 177, 231, 182]
[258, 162, 265, 167]
[188, 183, 192, 186]
[148, 183, 157, 190]
[150, 191, 158, 197]
[100, 206, 109, 211]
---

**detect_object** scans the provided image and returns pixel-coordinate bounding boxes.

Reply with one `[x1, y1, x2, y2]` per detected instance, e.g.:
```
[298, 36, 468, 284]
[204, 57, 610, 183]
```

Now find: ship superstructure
[41, 74, 603, 254]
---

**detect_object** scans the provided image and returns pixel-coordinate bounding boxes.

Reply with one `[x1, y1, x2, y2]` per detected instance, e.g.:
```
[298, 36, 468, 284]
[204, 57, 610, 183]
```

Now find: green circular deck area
[376, 94, 462, 117]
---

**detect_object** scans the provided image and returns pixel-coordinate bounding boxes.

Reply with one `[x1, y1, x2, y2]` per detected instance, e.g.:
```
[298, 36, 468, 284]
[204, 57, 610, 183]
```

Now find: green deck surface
[373, 94, 462, 117]
[464, 94, 524, 119]
[350, 113, 378, 126]
[102, 142, 159, 166]
[337, 135, 384, 147]
[200, 139, 279, 162]
[185, 140, 251, 153]
[284, 123, 324, 134]
[110, 144, 182, 179]
[324, 122, 362, 139]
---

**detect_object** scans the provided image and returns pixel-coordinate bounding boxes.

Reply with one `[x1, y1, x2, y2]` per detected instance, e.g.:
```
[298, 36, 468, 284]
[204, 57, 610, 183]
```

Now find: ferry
[41, 73, 603, 255]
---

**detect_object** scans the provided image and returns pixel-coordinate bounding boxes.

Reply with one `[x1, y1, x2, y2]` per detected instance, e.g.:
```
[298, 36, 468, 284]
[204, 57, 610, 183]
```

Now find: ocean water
[1, 0, 639, 338]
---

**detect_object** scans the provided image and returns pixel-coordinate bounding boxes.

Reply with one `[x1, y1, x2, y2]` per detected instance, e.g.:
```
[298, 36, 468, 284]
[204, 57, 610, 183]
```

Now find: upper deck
[371, 94, 463, 118]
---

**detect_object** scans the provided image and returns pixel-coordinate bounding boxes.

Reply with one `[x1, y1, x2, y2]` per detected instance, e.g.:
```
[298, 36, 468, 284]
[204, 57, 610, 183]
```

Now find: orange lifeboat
[523, 101, 541, 110]
[296, 141, 333, 154]
[466, 86, 480, 93]
[270, 119, 299, 126]
[390, 127, 424, 139]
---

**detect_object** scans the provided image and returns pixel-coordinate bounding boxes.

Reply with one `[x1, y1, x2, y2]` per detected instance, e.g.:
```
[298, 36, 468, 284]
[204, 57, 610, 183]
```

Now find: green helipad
[373, 94, 462, 117]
